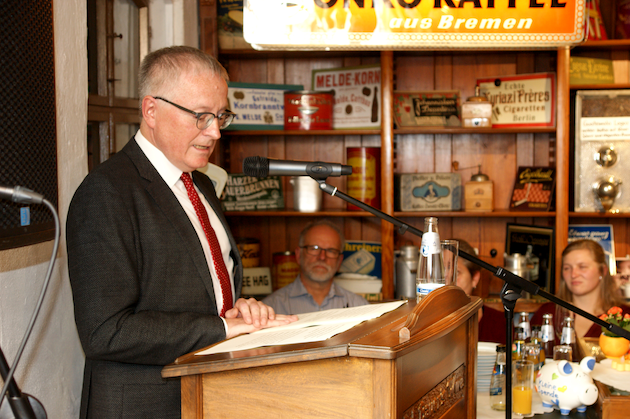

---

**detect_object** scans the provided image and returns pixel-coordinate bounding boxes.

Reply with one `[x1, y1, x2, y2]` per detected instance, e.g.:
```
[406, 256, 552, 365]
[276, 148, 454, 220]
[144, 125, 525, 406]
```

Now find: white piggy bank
[535, 357, 599, 415]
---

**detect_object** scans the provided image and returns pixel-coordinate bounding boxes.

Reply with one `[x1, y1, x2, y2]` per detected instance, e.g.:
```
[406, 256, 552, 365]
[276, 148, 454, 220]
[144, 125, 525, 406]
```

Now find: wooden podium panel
[162, 286, 483, 419]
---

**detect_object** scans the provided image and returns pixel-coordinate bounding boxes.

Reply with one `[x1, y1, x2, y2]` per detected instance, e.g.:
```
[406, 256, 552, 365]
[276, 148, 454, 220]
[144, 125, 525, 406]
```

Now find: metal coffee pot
[503, 252, 533, 298]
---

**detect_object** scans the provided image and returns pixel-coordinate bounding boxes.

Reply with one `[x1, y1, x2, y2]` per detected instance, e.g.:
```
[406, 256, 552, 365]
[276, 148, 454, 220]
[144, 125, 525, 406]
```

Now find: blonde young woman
[531, 239, 630, 344]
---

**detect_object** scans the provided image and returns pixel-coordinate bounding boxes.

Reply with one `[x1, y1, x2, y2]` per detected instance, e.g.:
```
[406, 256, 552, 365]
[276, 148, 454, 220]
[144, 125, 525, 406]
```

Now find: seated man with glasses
[263, 220, 369, 315]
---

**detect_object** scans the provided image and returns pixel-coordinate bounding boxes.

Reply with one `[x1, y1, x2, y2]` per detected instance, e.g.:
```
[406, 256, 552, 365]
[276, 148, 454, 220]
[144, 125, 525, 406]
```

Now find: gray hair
[298, 220, 346, 251]
[138, 46, 229, 101]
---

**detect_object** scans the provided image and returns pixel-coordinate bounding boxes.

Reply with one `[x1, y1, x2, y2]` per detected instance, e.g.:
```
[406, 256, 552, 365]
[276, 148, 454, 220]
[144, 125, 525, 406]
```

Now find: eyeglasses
[153, 96, 236, 130]
[300, 245, 341, 259]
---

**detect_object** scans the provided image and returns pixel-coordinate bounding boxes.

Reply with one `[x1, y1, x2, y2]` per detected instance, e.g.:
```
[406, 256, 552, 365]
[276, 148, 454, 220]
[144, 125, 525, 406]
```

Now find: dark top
[478, 305, 507, 345]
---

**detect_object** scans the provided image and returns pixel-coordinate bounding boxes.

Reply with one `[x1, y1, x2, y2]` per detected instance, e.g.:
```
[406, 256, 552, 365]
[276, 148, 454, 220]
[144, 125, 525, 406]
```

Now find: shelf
[394, 127, 556, 135]
[218, 48, 380, 59]
[222, 129, 381, 136]
[224, 210, 375, 217]
[574, 39, 630, 50]
[571, 84, 630, 90]
[570, 212, 630, 218]
[222, 127, 556, 136]
[395, 210, 556, 218]
[225, 210, 556, 218]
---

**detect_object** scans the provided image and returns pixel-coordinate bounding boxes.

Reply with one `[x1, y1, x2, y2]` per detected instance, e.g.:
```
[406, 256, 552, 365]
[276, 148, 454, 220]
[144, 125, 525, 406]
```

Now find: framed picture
[393, 90, 461, 128]
[477, 72, 556, 128]
[574, 90, 630, 213]
[568, 224, 616, 275]
[505, 223, 555, 293]
[311, 64, 381, 129]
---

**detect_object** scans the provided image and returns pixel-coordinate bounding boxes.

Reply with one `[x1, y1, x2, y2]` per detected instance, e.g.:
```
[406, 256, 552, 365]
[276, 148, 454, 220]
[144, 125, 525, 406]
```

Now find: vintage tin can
[236, 237, 260, 268]
[284, 90, 334, 130]
[272, 251, 300, 290]
[346, 147, 381, 210]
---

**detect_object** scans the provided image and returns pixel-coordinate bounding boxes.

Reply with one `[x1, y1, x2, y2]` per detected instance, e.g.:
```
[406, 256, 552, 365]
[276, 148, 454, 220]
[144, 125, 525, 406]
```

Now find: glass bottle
[531, 325, 546, 364]
[513, 326, 526, 360]
[518, 312, 531, 342]
[541, 313, 555, 359]
[416, 217, 445, 301]
[490, 344, 507, 411]
[560, 316, 578, 362]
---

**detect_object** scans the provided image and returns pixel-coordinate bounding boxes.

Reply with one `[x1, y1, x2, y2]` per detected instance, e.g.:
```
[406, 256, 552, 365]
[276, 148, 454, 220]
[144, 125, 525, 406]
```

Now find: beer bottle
[518, 312, 531, 342]
[560, 316, 578, 362]
[513, 326, 526, 360]
[530, 325, 546, 364]
[541, 313, 555, 359]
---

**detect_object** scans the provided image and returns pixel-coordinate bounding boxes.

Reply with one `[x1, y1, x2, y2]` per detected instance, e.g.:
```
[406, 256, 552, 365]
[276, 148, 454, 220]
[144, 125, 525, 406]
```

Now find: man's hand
[224, 298, 298, 339]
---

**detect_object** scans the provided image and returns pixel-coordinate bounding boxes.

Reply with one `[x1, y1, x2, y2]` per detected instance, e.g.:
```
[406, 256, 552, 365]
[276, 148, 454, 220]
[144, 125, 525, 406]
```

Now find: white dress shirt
[134, 130, 235, 319]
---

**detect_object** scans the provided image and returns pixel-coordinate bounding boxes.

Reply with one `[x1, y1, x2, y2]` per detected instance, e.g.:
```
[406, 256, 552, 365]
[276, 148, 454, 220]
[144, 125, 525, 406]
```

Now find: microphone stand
[0, 196, 54, 419]
[316, 179, 630, 419]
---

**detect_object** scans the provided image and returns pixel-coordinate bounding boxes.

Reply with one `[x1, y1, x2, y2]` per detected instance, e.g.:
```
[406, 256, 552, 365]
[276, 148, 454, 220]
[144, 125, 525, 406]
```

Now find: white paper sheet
[196, 300, 407, 356]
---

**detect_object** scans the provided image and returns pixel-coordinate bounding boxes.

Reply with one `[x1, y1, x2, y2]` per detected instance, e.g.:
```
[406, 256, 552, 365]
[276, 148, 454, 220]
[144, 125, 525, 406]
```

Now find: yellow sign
[244, 0, 586, 50]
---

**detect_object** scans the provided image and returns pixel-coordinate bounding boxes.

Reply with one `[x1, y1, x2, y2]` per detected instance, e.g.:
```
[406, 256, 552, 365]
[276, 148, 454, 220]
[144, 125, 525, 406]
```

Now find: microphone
[0, 186, 44, 205]
[243, 156, 352, 180]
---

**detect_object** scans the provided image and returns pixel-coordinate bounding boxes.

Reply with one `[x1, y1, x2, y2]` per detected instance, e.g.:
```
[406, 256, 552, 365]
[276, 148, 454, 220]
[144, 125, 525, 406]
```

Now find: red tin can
[272, 251, 300, 290]
[284, 90, 334, 130]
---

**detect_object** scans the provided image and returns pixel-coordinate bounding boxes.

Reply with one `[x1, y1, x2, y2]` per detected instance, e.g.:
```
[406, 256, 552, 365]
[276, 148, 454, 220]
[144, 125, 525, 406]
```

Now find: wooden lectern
[162, 286, 482, 419]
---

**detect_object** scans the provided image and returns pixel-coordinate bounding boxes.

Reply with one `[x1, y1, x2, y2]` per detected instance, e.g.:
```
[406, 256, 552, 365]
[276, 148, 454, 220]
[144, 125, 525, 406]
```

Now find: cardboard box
[226, 82, 303, 130]
[395, 173, 462, 212]
[465, 181, 493, 212]
[311, 64, 381, 129]
[221, 175, 284, 211]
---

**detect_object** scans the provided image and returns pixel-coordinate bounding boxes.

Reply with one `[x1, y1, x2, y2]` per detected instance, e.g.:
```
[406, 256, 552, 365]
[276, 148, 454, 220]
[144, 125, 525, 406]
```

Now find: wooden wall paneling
[451, 53, 517, 102]
[395, 134, 436, 174]
[435, 133, 452, 173]
[480, 217, 512, 295]
[434, 55, 454, 90]
[516, 52, 536, 74]
[516, 133, 535, 167]
[483, 135, 517, 209]
[199, 0, 217, 58]
[534, 133, 552, 166]
[394, 55, 436, 91]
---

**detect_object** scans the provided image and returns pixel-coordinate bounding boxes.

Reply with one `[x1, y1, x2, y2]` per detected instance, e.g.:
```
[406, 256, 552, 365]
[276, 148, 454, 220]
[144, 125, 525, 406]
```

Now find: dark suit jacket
[67, 138, 242, 419]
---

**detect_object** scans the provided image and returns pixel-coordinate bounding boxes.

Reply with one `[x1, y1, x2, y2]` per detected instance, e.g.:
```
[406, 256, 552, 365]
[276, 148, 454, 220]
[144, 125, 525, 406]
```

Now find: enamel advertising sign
[244, 0, 587, 50]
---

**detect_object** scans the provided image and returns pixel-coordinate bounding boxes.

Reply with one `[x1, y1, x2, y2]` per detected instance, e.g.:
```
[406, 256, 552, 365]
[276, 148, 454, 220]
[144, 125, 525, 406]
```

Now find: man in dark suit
[66, 46, 296, 419]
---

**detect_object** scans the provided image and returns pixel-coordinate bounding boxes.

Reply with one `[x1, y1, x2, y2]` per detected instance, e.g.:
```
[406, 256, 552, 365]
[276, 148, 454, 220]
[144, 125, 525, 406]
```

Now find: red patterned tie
[181, 172, 233, 316]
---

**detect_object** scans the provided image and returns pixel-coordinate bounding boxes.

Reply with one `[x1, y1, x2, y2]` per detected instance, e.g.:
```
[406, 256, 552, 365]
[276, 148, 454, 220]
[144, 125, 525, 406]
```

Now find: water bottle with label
[490, 344, 507, 411]
[416, 217, 445, 301]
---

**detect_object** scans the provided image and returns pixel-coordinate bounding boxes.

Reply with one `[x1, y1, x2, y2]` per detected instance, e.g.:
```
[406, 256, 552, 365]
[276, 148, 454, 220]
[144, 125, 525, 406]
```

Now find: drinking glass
[512, 360, 534, 415]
